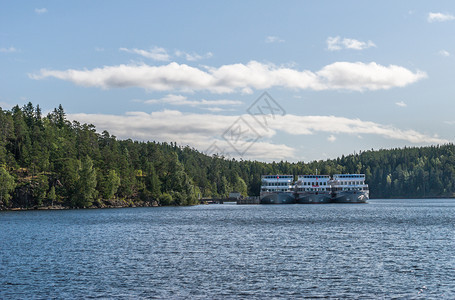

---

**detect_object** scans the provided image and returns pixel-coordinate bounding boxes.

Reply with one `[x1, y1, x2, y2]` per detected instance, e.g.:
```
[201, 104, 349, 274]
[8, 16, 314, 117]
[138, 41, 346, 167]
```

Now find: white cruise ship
[294, 175, 331, 204]
[330, 174, 369, 203]
[260, 175, 295, 204]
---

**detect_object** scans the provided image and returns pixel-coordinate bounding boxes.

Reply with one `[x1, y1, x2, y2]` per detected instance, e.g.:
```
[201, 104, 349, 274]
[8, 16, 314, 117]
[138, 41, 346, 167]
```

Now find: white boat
[330, 174, 369, 203]
[295, 175, 331, 204]
[260, 175, 295, 204]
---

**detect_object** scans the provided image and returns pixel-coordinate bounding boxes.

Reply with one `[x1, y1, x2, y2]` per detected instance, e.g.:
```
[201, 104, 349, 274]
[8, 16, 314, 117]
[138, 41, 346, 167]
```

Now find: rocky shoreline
[0, 198, 160, 211]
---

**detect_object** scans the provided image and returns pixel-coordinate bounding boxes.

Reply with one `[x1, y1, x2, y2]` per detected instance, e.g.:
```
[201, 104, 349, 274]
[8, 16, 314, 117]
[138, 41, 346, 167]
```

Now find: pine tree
[0, 166, 15, 207]
[145, 162, 161, 199]
[48, 186, 56, 206]
[102, 169, 121, 199]
[73, 156, 97, 207]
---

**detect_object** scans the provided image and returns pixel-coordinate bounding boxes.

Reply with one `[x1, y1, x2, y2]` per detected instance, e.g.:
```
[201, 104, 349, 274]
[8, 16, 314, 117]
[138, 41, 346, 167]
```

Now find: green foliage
[101, 169, 121, 199]
[72, 156, 97, 207]
[48, 186, 56, 205]
[234, 176, 248, 197]
[31, 174, 48, 206]
[144, 162, 161, 200]
[0, 166, 15, 206]
[158, 192, 172, 206]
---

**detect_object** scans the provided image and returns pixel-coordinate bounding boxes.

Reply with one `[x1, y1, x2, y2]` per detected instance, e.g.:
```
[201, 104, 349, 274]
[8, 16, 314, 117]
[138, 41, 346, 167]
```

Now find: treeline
[0, 103, 454, 209]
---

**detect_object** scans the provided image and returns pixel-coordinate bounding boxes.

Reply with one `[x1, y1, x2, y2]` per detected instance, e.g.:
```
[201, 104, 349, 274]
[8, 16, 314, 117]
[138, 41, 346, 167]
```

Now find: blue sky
[1, 1, 455, 161]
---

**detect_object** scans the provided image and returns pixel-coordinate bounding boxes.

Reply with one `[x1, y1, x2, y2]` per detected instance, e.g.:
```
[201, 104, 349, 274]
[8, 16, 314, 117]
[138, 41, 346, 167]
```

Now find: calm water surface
[1, 199, 454, 299]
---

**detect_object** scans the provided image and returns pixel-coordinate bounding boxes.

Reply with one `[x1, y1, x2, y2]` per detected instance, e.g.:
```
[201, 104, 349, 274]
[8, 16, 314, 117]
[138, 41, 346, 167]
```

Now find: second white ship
[294, 174, 331, 204]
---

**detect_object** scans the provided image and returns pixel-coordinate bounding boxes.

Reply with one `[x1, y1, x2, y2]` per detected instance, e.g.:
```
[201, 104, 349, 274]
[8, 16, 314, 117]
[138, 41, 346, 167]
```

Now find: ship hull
[296, 192, 331, 204]
[332, 190, 369, 203]
[260, 192, 295, 204]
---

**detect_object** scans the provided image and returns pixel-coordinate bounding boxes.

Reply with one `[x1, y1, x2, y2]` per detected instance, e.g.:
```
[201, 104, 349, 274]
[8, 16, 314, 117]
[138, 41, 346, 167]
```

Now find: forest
[0, 103, 454, 209]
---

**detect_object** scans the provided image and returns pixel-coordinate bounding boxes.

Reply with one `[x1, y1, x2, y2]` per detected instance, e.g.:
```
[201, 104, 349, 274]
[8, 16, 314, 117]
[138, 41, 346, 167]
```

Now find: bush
[158, 192, 172, 206]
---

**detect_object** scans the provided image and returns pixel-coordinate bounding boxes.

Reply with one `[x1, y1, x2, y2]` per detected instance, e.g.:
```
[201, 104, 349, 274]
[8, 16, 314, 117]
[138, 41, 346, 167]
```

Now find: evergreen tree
[73, 156, 97, 207]
[144, 162, 161, 199]
[102, 169, 121, 199]
[48, 186, 56, 206]
[0, 166, 16, 206]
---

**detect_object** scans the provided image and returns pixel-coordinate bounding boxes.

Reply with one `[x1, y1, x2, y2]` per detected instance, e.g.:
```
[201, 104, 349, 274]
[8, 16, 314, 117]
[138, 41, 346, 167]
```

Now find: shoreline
[2, 197, 455, 211]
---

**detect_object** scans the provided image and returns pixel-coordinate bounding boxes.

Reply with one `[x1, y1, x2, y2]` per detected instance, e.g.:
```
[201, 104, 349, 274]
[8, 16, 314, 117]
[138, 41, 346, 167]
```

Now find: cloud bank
[31, 61, 427, 93]
[67, 110, 447, 161]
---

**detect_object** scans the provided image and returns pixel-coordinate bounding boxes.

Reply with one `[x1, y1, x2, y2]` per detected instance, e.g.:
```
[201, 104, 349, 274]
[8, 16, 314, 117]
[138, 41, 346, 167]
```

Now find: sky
[1, 1, 455, 162]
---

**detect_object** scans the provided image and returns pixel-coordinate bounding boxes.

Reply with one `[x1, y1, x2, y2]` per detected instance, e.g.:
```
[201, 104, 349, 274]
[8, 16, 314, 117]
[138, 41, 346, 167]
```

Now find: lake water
[1, 199, 454, 299]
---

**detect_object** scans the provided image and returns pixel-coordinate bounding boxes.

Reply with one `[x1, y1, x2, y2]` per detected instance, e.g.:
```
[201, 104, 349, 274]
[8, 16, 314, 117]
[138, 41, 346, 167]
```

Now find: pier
[199, 196, 260, 205]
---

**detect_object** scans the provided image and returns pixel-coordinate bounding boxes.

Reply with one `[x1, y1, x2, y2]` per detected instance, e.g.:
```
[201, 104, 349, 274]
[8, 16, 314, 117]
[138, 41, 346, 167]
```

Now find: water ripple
[1, 199, 455, 298]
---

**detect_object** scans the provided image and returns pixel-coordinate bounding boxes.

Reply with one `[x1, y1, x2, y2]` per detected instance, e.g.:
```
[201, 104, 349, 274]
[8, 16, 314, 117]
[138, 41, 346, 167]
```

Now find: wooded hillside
[1, 103, 453, 209]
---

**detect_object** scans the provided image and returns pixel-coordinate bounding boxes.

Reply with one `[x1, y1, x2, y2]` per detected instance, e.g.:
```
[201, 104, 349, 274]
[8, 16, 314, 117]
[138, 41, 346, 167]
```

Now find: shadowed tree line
[0, 103, 454, 209]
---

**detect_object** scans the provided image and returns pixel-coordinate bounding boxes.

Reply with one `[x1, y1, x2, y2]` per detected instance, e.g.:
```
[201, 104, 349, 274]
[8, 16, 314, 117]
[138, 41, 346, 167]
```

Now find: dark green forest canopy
[0, 103, 454, 208]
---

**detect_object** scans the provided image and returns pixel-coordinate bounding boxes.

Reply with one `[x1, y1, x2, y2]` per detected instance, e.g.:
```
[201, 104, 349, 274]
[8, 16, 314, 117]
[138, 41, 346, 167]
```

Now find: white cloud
[269, 115, 447, 144]
[175, 50, 213, 61]
[143, 94, 242, 107]
[30, 60, 427, 93]
[0, 47, 17, 53]
[204, 107, 234, 112]
[438, 50, 450, 57]
[327, 135, 336, 142]
[265, 36, 285, 43]
[35, 8, 47, 14]
[395, 101, 407, 107]
[119, 47, 170, 61]
[66, 110, 448, 161]
[428, 12, 455, 23]
[68, 110, 294, 160]
[95, 47, 104, 52]
[327, 36, 376, 51]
